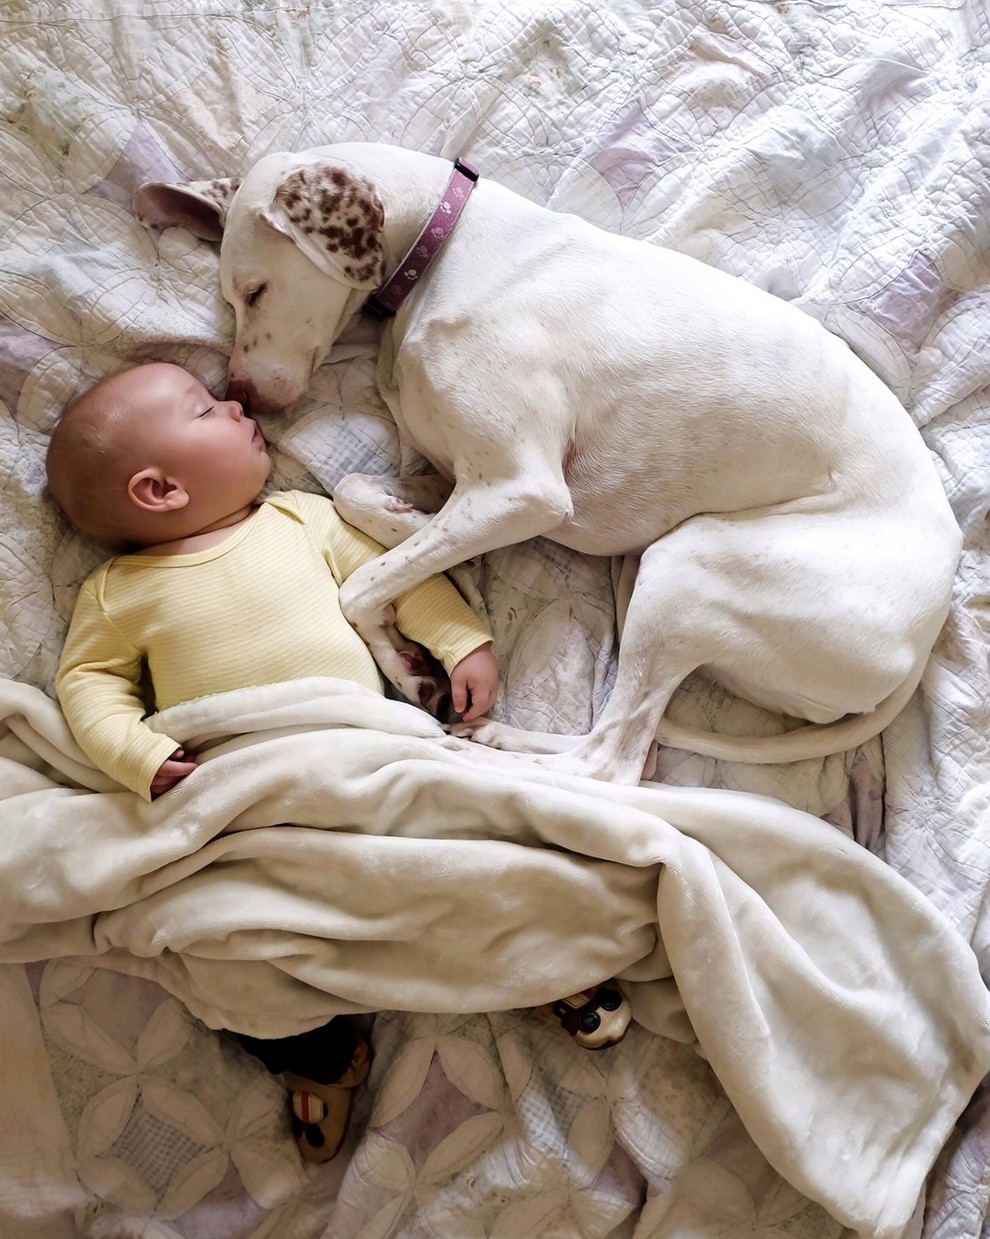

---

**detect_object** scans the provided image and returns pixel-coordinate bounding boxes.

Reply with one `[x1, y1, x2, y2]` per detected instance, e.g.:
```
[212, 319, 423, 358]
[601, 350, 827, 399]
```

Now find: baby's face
[124, 363, 272, 517]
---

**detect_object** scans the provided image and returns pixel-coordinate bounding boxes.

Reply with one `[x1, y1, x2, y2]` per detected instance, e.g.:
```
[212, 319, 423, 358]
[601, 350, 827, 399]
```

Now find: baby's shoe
[283, 1032, 371, 1164]
[543, 983, 632, 1049]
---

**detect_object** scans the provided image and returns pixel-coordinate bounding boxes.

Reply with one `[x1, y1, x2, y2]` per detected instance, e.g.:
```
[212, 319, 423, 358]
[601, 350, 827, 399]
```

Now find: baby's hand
[450, 644, 499, 721]
[150, 747, 198, 798]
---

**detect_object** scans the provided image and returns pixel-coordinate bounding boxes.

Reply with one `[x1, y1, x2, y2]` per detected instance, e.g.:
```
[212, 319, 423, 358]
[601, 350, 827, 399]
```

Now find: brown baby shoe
[283, 1032, 371, 1164]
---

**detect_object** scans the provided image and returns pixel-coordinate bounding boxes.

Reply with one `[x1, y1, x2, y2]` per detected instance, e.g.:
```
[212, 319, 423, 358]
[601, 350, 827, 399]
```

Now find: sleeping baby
[45, 360, 499, 1165]
[47, 361, 498, 801]
[45, 360, 629, 1165]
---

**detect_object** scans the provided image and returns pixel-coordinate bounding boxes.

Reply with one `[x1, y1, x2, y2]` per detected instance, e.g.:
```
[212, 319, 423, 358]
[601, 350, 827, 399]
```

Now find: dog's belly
[553, 487, 674, 556]
[386, 382, 844, 559]
[554, 444, 835, 557]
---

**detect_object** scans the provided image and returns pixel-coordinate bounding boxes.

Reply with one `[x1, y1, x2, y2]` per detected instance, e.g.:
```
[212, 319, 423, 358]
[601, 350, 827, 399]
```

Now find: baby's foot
[283, 1033, 371, 1164]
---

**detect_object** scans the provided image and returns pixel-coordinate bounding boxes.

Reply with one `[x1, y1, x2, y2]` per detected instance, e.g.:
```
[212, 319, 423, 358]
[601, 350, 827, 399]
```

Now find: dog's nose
[224, 378, 254, 410]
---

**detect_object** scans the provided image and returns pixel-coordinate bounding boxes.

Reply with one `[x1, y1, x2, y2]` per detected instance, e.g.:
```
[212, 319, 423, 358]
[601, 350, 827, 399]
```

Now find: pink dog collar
[363, 156, 479, 320]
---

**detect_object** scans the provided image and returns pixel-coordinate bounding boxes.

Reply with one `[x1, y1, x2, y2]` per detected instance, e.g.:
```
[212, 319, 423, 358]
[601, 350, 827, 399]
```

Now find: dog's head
[134, 152, 388, 412]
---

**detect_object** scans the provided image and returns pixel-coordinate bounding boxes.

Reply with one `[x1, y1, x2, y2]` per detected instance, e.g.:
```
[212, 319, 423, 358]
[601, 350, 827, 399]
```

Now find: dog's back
[393, 174, 953, 560]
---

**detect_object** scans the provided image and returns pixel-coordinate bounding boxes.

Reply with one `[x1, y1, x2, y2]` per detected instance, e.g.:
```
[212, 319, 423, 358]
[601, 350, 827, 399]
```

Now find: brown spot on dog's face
[272, 165, 386, 286]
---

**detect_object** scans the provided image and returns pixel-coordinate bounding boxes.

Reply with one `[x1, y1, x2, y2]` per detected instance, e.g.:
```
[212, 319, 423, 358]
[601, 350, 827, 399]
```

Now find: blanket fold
[2, 676, 988, 1238]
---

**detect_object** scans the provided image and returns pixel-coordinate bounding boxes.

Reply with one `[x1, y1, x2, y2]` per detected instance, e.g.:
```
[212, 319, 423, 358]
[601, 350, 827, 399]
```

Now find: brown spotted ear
[260, 165, 387, 289]
[132, 177, 241, 241]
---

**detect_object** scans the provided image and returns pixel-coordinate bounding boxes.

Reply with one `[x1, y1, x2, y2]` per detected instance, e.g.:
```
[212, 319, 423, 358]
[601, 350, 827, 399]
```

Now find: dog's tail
[654, 657, 927, 764]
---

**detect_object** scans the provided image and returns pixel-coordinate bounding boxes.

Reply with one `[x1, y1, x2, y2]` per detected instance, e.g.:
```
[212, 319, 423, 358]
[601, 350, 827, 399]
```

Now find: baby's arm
[56, 581, 187, 799]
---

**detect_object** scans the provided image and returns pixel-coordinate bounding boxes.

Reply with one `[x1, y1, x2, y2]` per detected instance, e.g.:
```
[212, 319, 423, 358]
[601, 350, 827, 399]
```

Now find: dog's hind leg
[458, 538, 707, 782]
[549, 567, 700, 782]
[449, 718, 585, 755]
[529, 507, 945, 779]
[451, 551, 648, 756]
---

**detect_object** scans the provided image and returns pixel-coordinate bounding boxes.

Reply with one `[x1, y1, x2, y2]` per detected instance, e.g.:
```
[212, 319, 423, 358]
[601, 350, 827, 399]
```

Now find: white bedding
[1, 2, 989, 1237]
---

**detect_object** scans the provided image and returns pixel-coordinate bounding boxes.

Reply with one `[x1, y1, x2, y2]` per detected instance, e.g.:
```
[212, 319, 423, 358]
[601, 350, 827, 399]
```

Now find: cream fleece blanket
[1, 675, 988, 1238]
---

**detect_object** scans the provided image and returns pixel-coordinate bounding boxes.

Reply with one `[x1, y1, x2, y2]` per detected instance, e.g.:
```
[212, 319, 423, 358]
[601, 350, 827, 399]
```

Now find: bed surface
[2, 2, 989, 1237]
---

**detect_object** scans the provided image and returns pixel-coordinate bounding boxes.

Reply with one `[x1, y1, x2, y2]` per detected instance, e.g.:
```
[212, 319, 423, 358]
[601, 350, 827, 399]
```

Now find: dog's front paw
[391, 645, 454, 722]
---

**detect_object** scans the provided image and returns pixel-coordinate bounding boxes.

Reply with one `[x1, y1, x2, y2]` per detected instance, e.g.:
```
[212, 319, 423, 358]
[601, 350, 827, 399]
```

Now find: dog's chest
[377, 342, 461, 478]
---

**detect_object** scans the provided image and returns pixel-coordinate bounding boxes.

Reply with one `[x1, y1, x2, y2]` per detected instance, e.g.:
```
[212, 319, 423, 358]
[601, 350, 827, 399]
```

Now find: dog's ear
[260, 165, 387, 290]
[132, 177, 241, 242]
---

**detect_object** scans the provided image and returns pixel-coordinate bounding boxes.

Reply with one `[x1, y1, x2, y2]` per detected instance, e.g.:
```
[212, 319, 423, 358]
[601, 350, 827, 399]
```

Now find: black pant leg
[232, 1015, 358, 1085]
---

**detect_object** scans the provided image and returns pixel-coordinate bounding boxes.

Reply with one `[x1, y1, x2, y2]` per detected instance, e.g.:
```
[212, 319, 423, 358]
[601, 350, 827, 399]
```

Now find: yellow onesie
[57, 489, 492, 799]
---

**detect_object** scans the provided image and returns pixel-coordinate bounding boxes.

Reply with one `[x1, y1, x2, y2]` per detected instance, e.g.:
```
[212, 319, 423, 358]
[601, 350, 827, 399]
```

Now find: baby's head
[46, 362, 272, 547]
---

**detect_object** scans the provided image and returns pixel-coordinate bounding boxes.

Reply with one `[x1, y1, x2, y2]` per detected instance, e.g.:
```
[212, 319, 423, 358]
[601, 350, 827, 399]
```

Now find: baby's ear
[128, 470, 189, 512]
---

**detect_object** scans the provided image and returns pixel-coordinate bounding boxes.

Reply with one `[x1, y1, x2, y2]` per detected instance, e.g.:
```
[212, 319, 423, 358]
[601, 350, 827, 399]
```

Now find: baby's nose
[226, 400, 244, 420]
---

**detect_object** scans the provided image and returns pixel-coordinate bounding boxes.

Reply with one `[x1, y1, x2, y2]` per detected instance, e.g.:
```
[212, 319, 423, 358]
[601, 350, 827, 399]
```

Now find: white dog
[134, 143, 960, 783]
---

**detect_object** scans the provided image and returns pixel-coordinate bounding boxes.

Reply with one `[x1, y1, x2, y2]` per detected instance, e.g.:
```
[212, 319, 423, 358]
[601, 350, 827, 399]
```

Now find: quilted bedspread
[2, 2, 989, 1238]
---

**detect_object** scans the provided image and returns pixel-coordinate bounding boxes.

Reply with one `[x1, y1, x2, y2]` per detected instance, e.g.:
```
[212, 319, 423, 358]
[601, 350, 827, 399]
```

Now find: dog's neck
[365, 159, 477, 322]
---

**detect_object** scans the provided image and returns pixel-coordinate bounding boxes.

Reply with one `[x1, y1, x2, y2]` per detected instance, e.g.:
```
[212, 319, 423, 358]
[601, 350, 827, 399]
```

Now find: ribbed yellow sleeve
[55, 577, 185, 799]
[56, 491, 492, 801]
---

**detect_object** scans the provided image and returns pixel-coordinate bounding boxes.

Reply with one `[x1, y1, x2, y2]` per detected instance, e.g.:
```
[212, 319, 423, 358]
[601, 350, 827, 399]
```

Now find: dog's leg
[334, 472, 482, 611]
[464, 507, 942, 780]
[333, 473, 450, 716]
[440, 520, 694, 777]
[448, 719, 584, 754]
[459, 534, 711, 781]
[612, 553, 639, 636]
[333, 473, 453, 549]
[336, 473, 573, 707]
[334, 472, 482, 718]
[450, 551, 644, 756]
[381, 628, 455, 722]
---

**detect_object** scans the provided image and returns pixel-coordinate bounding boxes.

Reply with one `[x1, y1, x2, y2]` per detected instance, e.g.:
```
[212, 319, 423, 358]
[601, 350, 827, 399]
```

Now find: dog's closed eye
[245, 284, 267, 307]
